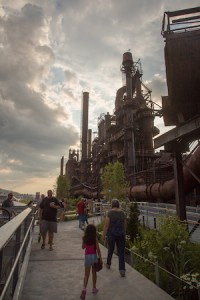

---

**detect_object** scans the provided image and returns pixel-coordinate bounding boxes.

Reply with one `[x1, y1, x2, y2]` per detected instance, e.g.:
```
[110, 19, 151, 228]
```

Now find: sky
[0, 0, 199, 196]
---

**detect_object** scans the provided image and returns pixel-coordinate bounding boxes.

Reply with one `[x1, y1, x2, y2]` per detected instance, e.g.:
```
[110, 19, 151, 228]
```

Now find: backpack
[109, 219, 125, 237]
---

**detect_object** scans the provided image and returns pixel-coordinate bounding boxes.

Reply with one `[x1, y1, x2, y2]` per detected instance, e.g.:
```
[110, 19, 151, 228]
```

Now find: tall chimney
[121, 52, 134, 99]
[81, 92, 89, 160]
[81, 92, 89, 182]
[88, 129, 92, 158]
[60, 156, 64, 176]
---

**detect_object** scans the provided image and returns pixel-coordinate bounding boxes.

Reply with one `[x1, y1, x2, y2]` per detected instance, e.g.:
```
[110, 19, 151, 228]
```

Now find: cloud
[0, 3, 79, 193]
[0, 0, 199, 194]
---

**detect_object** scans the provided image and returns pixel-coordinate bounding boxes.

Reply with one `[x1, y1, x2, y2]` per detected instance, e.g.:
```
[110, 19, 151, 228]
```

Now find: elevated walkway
[21, 219, 173, 300]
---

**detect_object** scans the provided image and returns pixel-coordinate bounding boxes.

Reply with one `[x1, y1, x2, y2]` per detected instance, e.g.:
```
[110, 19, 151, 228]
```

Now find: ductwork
[128, 145, 200, 200]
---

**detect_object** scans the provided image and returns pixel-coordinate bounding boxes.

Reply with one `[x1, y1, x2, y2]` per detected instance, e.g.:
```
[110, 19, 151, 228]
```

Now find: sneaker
[80, 289, 86, 299]
[105, 263, 110, 269]
[92, 288, 99, 294]
[120, 270, 126, 277]
[41, 244, 45, 249]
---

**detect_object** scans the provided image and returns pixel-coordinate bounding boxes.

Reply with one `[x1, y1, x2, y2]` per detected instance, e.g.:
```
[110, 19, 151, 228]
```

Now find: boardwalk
[21, 218, 173, 300]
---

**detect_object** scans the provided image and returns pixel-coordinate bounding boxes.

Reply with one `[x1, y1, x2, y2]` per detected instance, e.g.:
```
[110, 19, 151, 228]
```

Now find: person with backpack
[102, 198, 127, 277]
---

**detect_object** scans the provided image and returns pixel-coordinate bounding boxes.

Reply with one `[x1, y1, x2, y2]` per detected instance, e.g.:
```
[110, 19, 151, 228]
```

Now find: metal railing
[0, 209, 12, 227]
[0, 207, 35, 300]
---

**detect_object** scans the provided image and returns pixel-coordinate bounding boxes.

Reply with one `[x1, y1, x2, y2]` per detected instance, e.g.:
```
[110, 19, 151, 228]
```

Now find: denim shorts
[85, 254, 98, 267]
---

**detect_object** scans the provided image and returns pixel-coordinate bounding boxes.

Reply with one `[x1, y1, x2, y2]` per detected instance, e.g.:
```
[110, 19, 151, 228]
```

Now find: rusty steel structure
[64, 52, 167, 198]
[63, 7, 200, 209]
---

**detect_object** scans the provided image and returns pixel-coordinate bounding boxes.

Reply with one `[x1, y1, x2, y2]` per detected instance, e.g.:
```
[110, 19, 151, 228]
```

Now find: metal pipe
[129, 145, 200, 200]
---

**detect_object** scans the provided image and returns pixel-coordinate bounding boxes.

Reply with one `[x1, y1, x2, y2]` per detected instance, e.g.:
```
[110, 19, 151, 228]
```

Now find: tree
[56, 175, 70, 199]
[126, 202, 140, 242]
[101, 161, 129, 201]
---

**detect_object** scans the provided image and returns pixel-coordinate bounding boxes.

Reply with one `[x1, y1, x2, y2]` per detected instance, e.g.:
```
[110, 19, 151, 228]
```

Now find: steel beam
[154, 115, 200, 148]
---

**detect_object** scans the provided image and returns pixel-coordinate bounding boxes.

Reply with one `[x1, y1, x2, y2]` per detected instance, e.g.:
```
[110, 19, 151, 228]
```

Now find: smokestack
[88, 129, 92, 158]
[81, 92, 89, 160]
[60, 156, 64, 176]
[121, 52, 134, 99]
[80, 92, 89, 182]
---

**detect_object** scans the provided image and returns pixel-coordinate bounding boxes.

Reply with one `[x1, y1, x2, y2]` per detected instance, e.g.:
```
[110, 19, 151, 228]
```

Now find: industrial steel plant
[61, 7, 200, 220]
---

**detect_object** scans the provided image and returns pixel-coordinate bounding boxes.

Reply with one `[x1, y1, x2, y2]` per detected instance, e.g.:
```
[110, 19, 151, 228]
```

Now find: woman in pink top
[80, 224, 102, 299]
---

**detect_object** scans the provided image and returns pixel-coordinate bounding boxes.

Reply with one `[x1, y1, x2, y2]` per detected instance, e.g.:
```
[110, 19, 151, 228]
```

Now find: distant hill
[0, 188, 34, 202]
[0, 188, 22, 197]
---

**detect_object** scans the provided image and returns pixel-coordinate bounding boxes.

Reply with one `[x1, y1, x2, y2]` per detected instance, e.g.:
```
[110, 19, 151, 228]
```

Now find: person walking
[59, 198, 67, 222]
[83, 199, 89, 226]
[36, 194, 45, 210]
[2, 192, 14, 218]
[102, 198, 127, 277]
[80, 224, 102, 300]
[38, 190, 60, 251]
[76, 198, 86, 230]
[37, 194, 45, 243]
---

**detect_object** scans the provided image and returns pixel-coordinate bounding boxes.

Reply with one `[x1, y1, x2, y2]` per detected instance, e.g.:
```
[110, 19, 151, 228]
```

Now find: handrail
[0, 208, 11, 222]
[0, 216, 34, 300]
[0, 208, 32, 250]
[0, 207, 34, 300]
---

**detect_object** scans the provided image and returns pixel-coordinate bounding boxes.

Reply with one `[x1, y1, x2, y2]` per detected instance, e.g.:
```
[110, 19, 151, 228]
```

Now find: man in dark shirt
[39, 190, 60, 250]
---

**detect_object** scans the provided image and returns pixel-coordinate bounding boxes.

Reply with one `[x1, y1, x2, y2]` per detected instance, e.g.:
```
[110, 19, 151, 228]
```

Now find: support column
[174, 151, 186, 220]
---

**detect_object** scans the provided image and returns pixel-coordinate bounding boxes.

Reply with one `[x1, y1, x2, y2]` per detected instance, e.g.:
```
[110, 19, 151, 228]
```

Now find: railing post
[154, 218, 156, 229]
[100, 203, 102, 223]
[0, 250, 3, 293]
[155, 261, 160, 286]
[142, 215, 145, 226]
[146, 208, 149, 227]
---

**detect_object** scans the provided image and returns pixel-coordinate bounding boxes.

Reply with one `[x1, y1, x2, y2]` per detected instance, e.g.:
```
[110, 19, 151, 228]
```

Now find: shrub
[126, 202, 140, 242]
[129, 215, 200, 299]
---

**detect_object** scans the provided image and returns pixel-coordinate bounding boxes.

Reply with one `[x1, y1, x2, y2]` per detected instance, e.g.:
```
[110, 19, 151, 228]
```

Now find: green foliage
[126, 202, 140, 242]
[187, 242, 200, 272]
[67, 198, 80, 211]
[131, 227, 159, 260]
[129, 215, 200, 299]
[101, 161, 129, 201]
[95, 220, 105, 242]
[64, 213, 77, 221]
[156, 215, 190, 276]
[94, 212, 200, 299]
[95, 220, 105, 233]
[56, 175, 70, 199]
